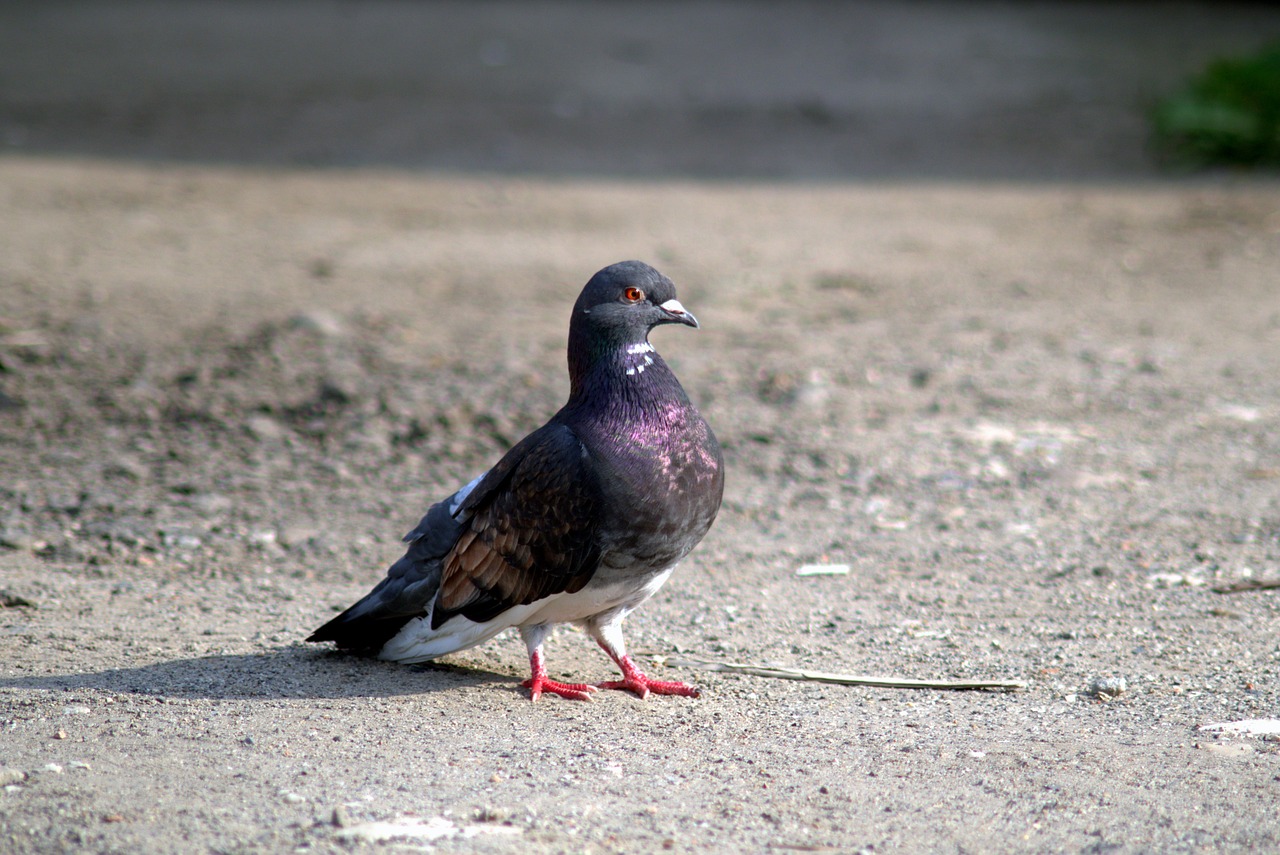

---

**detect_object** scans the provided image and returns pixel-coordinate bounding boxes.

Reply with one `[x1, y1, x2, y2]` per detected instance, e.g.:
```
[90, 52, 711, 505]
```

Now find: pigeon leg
[589, 618, 700, 699]
[519, 625, 596, 702]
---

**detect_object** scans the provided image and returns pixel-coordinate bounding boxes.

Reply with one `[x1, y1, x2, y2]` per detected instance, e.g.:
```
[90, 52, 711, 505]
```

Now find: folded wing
[306, 421, 603, 653]
[433, 422, 602, 625]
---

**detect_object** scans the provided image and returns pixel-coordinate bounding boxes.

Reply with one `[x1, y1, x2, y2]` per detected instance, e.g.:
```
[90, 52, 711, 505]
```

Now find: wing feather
[431, 422, 602, 627]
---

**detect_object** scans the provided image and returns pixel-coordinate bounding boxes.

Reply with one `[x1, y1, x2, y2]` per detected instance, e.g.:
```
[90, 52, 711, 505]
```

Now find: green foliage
[1152, 42, 1280, 168]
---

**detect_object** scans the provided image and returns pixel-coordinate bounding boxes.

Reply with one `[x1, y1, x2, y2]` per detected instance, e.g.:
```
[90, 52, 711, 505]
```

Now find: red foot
[596, 675, 701, 699]
[523, 647, 597, 702]
[595, 655, 700, 699]
[521, 675, 597, 702]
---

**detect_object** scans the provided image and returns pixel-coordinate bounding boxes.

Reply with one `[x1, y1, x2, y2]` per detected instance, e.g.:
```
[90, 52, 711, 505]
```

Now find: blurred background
[3, 7, 1280, 852]
[3, 0, 1279, 180]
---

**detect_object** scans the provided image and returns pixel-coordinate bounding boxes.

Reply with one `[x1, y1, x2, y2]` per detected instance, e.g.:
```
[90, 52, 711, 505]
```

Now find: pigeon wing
[432, 421, 603, 627]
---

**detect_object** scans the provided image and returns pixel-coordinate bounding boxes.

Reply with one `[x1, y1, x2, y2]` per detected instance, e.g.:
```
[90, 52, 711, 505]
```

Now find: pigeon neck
[567, 327, 679, 403]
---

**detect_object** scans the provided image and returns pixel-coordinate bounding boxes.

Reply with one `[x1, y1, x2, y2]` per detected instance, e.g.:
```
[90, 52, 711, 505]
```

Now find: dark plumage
[308, 261, 724, 700]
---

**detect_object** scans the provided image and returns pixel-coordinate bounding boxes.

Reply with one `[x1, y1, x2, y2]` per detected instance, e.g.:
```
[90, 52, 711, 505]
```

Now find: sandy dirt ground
[3, 2, 1280, 853]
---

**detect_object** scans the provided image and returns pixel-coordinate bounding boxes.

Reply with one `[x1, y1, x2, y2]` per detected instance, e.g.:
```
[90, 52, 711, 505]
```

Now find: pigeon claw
[596, 675, 701, 700]
[522, 676, 598, 702]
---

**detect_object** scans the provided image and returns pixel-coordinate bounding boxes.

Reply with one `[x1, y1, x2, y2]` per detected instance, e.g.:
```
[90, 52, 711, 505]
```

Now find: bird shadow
[0, 645, 513, 701]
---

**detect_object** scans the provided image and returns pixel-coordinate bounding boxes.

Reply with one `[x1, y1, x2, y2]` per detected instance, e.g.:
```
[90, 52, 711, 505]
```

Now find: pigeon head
[567, 261, 698, 390]
[572, 260, 697, 336]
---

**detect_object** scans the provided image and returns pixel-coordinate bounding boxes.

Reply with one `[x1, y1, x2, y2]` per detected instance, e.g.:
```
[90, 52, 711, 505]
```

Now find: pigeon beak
[659, 298, 699, 329]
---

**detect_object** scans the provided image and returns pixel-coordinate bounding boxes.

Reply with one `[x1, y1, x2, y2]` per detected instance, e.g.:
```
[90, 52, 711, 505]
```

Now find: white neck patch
[623, 341, 657, 376]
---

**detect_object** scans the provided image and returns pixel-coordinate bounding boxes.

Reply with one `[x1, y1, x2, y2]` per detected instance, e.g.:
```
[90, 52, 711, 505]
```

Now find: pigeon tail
[305, 554, 440, 654]
[378, 602, 543, 664]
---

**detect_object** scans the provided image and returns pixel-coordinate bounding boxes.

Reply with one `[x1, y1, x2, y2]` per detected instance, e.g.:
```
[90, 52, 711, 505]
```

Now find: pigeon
[308, 261, 724, 701]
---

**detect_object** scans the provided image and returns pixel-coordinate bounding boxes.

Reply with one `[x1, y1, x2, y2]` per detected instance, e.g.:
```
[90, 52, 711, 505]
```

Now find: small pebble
[474, 806, 509, 823]
[1198, 742, 1254, 758]
[279, 524, 320, 550]
[45, 492, 84, 513]
[1089, 676, 1126, 698]
[161, 530, 203, 550]
[0, 530, 34, 551]
[795, 564, 850, 577]
[102, 455, 147, 480]
[189, 492, 233, 514]
[245, 415, 287, 441]
[248, 529, 277, 547]
[0, 768, 27, 786]
[795, 371, 832, 407]
[288, 310, 344, 337]
[0, 590, 35, 607]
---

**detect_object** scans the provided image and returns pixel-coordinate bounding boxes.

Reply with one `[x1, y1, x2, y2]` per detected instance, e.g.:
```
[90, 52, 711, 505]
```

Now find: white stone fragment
[795, 564, 851, 577]
[336, 817, 458, 843]
[336, 816, 521, 843]
[1216, 403, 1261, 422]
[1198, 719, 1280, 736]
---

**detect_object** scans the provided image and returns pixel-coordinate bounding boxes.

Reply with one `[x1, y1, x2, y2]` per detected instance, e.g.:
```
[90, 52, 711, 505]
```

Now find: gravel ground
[2, 3, 1280, 853]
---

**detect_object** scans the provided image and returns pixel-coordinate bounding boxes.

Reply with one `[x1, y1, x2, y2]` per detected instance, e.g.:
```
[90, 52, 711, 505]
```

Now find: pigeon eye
[623, 287, 645, 303]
